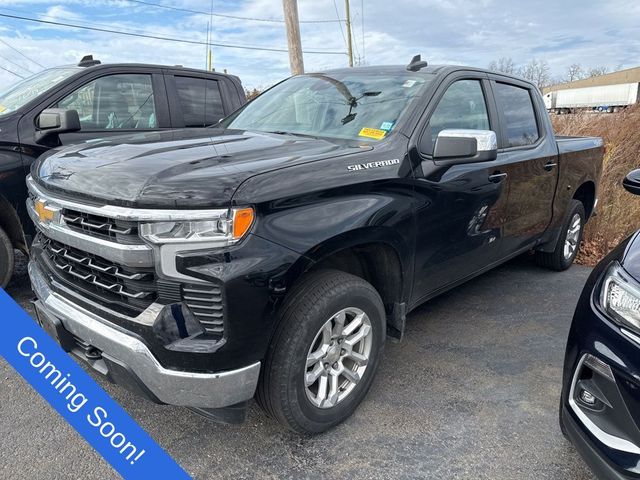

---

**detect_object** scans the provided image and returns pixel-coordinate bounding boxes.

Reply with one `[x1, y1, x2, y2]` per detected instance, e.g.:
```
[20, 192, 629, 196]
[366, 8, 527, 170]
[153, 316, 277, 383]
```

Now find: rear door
[489, 77, 559, 255]
[163, 71, 237, 128]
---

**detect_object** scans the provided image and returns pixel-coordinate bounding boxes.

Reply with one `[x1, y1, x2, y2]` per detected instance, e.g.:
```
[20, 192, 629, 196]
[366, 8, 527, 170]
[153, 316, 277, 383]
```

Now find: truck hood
[34, 128, 366, 208]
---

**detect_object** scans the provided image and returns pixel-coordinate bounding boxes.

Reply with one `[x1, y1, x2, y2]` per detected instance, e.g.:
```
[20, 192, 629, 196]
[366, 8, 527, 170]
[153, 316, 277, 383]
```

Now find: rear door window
[58, 74, 157, 130]
[493, 82, 539, 147]
[174, 76, 225, 127]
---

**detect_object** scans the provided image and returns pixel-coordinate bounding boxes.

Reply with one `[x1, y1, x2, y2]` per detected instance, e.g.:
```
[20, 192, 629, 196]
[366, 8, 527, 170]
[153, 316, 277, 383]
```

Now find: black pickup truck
[0, 56, 245, 287]
[27, 57, 603, 433]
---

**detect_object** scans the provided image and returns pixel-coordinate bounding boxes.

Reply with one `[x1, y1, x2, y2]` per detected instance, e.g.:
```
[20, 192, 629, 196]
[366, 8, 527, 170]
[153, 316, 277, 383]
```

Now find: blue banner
[0, 288, 190, 480]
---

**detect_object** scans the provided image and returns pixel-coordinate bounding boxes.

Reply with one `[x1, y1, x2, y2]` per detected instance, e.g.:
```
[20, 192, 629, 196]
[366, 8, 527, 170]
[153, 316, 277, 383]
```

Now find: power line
[333, 0, 347, 47]
[361, 0, 365, 63]
[0, 64, 25, 79]
[0, 37, 45, 69]
[0, 13, 347, 56]
[121, 0, 343, 24]
[0, 52, 33, 74]
[0, 5, 181, 39]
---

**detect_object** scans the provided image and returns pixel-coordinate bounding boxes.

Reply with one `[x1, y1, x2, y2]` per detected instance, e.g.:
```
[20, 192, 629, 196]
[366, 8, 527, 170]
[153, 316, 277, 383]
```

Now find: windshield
[222, 71, 433, 142]
[0, 67, 80, 117]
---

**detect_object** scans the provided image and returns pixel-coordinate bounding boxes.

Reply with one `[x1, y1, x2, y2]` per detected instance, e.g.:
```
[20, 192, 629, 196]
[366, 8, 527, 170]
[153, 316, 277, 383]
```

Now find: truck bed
[556, 135, 603, 155]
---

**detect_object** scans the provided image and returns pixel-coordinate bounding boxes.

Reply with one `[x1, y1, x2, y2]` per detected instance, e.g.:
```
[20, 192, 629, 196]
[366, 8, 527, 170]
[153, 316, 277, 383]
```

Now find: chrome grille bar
[62, 214, 134, 235]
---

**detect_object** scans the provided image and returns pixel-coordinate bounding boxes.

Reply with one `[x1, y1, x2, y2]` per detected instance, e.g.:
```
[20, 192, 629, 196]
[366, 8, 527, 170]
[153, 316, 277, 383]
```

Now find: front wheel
[0, 226, 14, 288]
[535, 199, 585, 271]
[256, 269, 386, 434]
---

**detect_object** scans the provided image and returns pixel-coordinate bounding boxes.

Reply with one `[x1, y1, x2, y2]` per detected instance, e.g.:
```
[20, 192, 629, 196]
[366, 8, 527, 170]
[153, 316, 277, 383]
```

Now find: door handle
[488, 172, 508, 183]
[544, 161, 558, 171]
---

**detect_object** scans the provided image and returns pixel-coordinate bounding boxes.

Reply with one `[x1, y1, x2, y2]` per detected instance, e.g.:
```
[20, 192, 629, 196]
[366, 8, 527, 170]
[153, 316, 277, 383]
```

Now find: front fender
[252, 189, 416, 303]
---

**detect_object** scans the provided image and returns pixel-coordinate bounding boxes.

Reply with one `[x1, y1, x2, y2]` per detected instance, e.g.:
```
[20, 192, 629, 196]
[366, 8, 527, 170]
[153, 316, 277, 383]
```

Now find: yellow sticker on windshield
[0, 104, 5, 113]
[358, 127, 386, 140]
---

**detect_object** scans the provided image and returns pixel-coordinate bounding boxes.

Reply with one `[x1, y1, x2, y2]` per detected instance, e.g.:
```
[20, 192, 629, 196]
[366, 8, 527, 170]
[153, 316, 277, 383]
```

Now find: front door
[410, 75, 510, 304]
[54, 72, 166, 145]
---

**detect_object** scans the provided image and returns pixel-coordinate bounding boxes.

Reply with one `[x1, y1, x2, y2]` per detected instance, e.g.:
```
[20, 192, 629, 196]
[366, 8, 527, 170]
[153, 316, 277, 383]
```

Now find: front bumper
[562, 405, 632, 480]
[29, 260, 261, 409]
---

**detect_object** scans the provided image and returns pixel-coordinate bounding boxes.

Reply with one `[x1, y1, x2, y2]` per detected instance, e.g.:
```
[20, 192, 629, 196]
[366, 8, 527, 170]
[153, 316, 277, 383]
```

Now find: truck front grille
[38, 235, 157, 315]
[61, 208, 141, 245]
[182, 284, 225, 337]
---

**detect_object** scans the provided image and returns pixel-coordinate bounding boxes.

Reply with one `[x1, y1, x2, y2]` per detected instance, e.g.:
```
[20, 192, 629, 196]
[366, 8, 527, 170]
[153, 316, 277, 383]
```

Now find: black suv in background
[0, 56, 245, 287]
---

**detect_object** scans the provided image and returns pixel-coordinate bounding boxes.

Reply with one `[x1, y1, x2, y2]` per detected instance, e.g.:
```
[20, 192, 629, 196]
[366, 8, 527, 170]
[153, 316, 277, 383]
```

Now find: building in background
[543, 66, 640, 114]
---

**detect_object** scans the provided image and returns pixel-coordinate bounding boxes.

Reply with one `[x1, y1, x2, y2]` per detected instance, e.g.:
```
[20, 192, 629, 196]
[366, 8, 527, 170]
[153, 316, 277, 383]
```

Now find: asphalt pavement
[0, 252, 596, 479]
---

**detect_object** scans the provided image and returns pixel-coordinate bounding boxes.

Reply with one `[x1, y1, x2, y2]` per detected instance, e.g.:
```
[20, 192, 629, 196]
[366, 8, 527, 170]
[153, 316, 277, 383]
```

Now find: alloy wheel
[304, 307, 373, 409]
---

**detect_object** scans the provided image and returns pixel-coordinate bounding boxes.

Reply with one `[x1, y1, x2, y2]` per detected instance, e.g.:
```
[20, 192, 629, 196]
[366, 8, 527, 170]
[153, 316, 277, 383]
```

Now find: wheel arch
[282, 227, 412, 339]
[572, 180, 596, 220]
[0, 194, 28, 252]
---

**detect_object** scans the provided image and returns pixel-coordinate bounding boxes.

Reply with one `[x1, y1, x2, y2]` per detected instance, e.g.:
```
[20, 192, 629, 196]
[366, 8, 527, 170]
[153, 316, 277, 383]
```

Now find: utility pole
[282, 0, 304, 75]
[345, 0, 353, 67]
[207, 1, 215, 71]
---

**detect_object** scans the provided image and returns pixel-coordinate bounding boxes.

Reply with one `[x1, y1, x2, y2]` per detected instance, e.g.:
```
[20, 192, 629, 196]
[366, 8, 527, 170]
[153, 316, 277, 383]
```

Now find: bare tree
[244, 87, 262, 100]
[565, 63, 584, 82]
[488, 57, 516, 75]
[586, 66, 608, 77]
[518, 59, 551, 88]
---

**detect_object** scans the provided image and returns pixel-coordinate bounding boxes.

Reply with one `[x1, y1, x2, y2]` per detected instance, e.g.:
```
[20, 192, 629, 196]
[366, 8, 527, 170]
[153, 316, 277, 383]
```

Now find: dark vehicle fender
[252, 190, 417, 339]
[0, 137, 31, 251]
[539, 140, 603, 252]
[175, 224, 412, 369]
[0, 193, 28, 251]
[230, 137, 417, 337]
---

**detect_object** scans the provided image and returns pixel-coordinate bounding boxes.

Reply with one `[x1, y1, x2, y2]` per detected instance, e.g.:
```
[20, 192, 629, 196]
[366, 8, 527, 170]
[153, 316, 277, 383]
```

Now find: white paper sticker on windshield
[402, 80, 417, 88]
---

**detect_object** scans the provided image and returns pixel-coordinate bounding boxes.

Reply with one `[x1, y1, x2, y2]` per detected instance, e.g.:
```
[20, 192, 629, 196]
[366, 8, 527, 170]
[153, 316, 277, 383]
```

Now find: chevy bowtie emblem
[35, 199, 55, 223]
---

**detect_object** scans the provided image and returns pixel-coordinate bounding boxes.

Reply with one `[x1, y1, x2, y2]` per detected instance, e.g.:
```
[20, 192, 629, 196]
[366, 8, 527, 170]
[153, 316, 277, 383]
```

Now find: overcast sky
[0, 0, 639, 92]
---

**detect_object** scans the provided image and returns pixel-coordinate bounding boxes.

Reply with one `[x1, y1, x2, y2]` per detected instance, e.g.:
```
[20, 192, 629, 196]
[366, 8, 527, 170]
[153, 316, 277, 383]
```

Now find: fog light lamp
[580, 389, 597, 406]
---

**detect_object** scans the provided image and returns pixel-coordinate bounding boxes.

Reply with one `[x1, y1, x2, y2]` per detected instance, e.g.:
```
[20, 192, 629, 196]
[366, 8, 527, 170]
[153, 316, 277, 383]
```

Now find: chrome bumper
[29, 261, 260, 409]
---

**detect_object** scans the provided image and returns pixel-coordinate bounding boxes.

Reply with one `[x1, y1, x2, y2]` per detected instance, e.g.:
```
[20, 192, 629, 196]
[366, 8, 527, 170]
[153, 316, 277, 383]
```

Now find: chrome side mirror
[433, 129, 498, 164]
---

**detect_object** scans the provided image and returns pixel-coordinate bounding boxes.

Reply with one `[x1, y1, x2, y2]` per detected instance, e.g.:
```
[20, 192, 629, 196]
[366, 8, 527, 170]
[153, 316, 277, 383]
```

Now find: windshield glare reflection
[223, 71, 433, 142]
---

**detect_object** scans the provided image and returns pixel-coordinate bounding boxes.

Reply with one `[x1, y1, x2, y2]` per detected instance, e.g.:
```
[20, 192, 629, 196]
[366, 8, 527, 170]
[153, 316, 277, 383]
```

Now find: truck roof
[55, 61, 241, 82]
[321, 64, 534, 86]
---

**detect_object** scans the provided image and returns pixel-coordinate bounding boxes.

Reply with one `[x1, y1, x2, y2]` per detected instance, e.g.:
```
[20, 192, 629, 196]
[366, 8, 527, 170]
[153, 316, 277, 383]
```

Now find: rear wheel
[535, 200, 585, 271]
[0, 226, 14, 288]
[256, 269, 386, 434]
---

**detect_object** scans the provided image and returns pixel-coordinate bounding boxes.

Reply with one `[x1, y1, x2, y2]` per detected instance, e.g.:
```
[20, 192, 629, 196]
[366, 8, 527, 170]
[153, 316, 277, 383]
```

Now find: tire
[535, 199, 585, 271]
[256, 269, 386, 434]
[0, 226, 14, 288]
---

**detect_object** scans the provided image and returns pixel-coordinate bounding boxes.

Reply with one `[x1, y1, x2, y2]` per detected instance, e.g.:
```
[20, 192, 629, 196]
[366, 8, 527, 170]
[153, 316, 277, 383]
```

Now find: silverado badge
[347, 158, 400, 172]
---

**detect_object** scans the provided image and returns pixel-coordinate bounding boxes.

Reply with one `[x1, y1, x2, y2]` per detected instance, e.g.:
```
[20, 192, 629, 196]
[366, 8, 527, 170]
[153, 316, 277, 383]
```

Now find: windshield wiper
[264, 130, 320, 140]
[342, 91, 381, 125]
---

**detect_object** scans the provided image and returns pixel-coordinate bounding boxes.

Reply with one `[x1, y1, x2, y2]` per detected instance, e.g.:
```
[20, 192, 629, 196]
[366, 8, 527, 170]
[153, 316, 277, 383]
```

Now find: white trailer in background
[544, 82, 640, 113]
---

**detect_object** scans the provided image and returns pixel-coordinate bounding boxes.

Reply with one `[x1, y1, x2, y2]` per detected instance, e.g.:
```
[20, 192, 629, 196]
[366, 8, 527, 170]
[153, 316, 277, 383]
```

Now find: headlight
[139, 207, 254, 245]
[601, 262, 640, 333]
